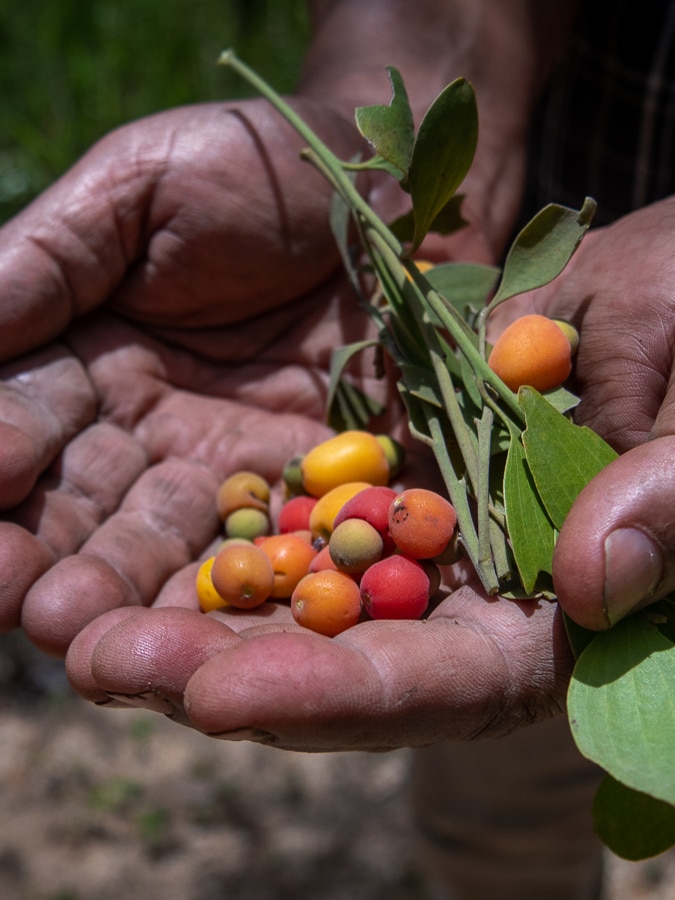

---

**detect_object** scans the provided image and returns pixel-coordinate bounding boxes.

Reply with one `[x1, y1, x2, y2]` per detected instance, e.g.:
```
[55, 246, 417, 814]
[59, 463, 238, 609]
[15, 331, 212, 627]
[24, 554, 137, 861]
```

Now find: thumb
[553, 436, 675, 630]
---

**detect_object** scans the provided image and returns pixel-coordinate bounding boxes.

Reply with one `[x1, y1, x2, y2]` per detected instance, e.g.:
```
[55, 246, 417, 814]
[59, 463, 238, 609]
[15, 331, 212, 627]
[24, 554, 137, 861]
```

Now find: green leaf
[327, 378, 384, 432]
[407, 78, 478, 252]
[593, 774, 675, 861]
[397, 361, 443, 408]
[564, 614, 598, 660]
[354, 66, 414, 176]
[329, 171, 361, 293]
[326, 340, 383, 431]
[519, 387, 617, 531]
[489, 198, 597, 309]
[568, 612, 675, 806]
[503, 433, 556, 593]
[389, 195, 467, 242]
[424, 262, 501, 318]
[538, 385, 581, 415]
[342, 154, 405, 180]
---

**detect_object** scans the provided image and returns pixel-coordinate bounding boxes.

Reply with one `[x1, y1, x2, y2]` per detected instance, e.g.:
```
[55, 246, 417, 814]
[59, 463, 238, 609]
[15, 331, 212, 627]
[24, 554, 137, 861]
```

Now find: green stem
[219, 50, 401, 257]
[476, 405, 494, 570]
[426, 415, 499, 594]
[429, 345, 479, 492]
[424, 290, 524, 423]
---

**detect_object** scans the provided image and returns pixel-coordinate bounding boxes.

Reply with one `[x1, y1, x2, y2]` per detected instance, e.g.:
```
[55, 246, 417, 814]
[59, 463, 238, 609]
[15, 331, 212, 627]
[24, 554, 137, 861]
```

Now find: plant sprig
[218, 50, 675, 861]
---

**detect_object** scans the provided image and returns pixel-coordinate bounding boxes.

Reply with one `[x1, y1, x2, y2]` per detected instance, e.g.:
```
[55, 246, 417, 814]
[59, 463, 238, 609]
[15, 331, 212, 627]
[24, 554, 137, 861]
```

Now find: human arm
[301, 0, 581, 260]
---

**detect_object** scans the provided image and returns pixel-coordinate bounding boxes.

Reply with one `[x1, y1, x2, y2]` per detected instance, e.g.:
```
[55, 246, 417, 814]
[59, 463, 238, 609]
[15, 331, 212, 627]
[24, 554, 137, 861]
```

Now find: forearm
[300, 0, 580, 135]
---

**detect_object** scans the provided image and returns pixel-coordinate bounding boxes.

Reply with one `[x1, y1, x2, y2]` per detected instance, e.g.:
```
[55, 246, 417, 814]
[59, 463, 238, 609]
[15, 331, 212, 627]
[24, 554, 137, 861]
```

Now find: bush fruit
[291, 570, 363, 637]
[375, 435, 406, 478]
[282, 455, 306, 496]
[309, 481, 372, 540]
[487, 314, 573, 393]
[224, 507, 270, 541]
[258, 532, 318, 598]
[360, 555, 430, 620]
[333, 485, 397, 552]
[388, 488, 457, 559]
[308, 544, 339, 573]
[328, 518, 384, 576]
[195, 556, 228, 613]
[216, 470, 270, 520]
[301, 430, 389, 497]
[278, 495, 318, 533]
[210, 542, 275, 609]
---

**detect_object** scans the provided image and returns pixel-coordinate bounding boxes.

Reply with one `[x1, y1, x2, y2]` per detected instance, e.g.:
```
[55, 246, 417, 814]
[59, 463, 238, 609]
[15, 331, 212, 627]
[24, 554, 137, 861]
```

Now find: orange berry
[195, 556, 228, 613]
[291, 570, 362, 637]
[210, 542, 274, 609]
[258, 532, 318, 599]
[388, 488, 457, 559]
[487, 314, 573, 393]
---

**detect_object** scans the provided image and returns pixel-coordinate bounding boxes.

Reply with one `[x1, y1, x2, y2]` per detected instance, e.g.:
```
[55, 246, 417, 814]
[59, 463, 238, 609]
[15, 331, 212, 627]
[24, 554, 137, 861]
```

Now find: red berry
[360, 555, 430, 620]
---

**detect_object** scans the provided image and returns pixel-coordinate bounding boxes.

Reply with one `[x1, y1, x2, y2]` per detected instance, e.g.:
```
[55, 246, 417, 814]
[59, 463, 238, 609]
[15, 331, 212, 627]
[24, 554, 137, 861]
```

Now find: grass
[0, 0, 310, 223]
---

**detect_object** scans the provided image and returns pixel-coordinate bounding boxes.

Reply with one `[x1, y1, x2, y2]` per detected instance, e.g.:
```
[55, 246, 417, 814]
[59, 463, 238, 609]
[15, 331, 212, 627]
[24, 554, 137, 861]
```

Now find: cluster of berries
[195, 430, 458, 637]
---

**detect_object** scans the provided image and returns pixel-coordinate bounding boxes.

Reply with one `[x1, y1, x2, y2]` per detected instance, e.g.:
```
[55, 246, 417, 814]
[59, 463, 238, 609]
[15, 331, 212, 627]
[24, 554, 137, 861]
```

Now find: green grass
[0, 0, 310, 223]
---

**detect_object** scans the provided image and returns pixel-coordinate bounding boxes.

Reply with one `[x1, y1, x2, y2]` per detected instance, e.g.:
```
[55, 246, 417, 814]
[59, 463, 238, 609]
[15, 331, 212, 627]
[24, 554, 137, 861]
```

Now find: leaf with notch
[489, 198, 597, 310]
[354, 66, 414, 176]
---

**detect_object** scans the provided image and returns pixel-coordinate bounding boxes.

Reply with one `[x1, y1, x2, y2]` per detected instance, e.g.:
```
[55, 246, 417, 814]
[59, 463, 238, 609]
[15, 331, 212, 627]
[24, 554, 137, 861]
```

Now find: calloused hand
[0, 95, 376, 637]
[62, 199, 675, 753]
[3, 204, 573, 755]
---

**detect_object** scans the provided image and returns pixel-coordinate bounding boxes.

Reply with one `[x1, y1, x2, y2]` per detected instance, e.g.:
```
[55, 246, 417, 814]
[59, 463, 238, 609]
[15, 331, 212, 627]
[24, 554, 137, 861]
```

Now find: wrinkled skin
[0, 98, 673, 752]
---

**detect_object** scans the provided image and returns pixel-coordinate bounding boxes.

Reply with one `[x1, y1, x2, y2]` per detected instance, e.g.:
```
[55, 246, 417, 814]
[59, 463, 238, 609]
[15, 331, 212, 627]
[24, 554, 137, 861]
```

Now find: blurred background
[1, 4, 674, 897]
[0, 0, 310, 224]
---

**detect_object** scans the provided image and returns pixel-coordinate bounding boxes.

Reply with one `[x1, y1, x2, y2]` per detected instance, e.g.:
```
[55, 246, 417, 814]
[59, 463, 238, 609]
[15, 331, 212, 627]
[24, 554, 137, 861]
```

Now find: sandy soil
[0, 631, 673, 900]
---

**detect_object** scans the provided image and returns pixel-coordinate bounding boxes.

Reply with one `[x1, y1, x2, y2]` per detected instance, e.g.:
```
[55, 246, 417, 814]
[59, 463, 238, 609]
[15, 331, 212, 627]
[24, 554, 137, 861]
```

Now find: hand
[498, 198, 675, 630]
[0, 95, 374, 638]
[2, 129, 573, 752]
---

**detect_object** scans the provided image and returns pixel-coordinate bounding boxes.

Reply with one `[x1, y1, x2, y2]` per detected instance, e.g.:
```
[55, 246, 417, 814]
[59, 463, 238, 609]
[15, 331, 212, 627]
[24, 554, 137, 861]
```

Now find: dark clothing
[526, 0, 675, 225]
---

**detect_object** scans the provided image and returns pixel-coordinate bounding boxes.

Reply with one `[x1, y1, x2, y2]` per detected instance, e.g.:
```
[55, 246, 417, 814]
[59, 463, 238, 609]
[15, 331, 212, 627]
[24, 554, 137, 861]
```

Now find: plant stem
[426, 415, 499, 594]
[219, 50, 401, 257]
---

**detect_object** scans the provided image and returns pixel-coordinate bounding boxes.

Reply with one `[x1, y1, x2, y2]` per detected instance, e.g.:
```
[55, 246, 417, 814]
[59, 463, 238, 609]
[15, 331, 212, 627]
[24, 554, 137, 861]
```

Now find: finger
[67, 607, 242, 721]
[0, 346, 97, 509]
[178, 589, 570, 751]
[150, 562, 301, 634]
[0, 524, 55, 631]
[553, 436, 675, 630]
[1, 422, 147, 634]
[20, 457, 220, 656]
[6, 421, 147, 558]
[64, 607, 148, 703]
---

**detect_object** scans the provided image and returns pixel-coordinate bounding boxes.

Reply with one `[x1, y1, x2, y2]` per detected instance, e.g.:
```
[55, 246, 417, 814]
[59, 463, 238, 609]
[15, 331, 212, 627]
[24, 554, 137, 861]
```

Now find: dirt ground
[0, 631, 674, 900]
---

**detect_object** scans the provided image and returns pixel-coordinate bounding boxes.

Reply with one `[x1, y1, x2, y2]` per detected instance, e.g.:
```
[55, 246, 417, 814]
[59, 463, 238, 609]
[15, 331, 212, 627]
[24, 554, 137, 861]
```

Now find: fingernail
[208, 727, 276, 743]
[106, 692, 175, 715]
[604, 528, 664, 625]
